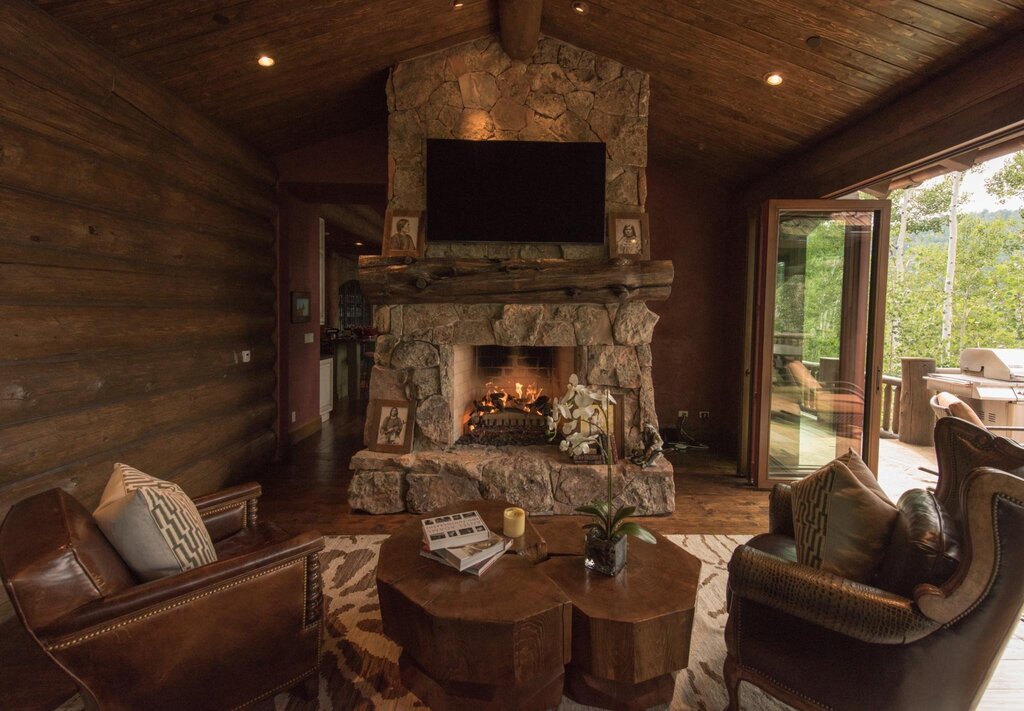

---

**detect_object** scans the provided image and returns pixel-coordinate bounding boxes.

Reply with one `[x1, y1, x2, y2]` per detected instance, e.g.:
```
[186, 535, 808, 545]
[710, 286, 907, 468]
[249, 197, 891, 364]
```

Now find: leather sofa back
[0, 489, 136, 630]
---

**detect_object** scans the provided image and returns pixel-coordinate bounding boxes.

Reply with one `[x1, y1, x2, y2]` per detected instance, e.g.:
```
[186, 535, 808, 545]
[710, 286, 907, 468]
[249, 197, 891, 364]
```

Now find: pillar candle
[503, 507, 526, 538]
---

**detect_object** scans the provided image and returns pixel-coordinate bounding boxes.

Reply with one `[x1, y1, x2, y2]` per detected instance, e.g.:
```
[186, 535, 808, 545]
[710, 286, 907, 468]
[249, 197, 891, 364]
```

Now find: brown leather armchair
[724, 418, 1024, 711]
[0, 483, 325, 711]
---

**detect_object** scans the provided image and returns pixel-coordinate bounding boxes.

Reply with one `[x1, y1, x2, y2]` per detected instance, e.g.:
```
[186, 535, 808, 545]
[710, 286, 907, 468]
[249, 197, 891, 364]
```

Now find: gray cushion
[791, 451, 897, 583]
[93, 464, 217, 581]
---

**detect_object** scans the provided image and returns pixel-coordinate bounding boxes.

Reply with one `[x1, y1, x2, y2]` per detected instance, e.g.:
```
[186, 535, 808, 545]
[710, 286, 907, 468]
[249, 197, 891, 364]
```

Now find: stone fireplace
[346, 35, 674, 516]
[348, 302, 673, 515]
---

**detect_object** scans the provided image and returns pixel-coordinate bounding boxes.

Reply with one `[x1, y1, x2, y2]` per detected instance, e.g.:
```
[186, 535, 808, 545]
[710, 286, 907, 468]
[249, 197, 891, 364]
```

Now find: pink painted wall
[277, 193, 322, 437]
[274, 124, 389, 443]
[646, 161, 745, 454]
[276, 124, 388, 184]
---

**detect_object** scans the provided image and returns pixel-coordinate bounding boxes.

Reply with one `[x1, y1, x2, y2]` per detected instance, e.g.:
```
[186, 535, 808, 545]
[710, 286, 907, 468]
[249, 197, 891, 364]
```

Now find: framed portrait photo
[382, 210, 425, 258]
[290, 291, 311, 323]
[607, 212, 650, 260]
[368, 398, 416, 454]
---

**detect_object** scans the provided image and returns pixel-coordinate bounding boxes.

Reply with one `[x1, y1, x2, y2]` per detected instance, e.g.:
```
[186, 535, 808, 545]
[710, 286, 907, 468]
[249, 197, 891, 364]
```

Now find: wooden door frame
[750, 199, 890, 488]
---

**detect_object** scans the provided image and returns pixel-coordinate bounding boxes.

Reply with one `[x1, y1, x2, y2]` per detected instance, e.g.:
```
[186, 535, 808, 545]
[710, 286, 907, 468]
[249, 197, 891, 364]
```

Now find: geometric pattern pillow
[93, 463, 217, 581]
[791, 455, 898, 583]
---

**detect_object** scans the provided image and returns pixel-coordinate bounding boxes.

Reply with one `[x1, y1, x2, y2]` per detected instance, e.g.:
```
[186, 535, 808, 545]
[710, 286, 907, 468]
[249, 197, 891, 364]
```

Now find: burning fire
[461, 378, 554, 445]
[483, 381, 544, 411]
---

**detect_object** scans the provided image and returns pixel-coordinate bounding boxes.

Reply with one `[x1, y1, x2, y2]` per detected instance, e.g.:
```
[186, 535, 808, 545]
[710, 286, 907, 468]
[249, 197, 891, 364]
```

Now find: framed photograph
[368, 398, 416, 454]
[607, 212, 650, 260]
[382, 210, 425, 258]
[290, 291, 311, 323]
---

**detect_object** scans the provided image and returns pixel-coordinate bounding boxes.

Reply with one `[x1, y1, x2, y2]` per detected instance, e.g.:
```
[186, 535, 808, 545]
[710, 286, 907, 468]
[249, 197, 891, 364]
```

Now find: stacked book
[420, 510, 512, 576]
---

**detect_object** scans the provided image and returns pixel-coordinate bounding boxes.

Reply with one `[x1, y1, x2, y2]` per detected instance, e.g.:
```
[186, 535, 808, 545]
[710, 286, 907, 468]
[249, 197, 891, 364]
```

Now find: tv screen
[426, 139, 605, 243]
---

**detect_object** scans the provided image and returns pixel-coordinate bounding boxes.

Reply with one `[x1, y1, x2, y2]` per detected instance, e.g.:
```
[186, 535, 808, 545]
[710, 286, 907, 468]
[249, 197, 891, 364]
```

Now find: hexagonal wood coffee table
[537, 528, 701, 711]
[376, 500, 571, 711]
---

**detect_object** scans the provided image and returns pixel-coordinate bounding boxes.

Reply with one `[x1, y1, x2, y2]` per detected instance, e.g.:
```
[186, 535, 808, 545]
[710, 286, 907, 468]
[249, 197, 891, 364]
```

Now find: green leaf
[610, 505, 636, 529]
[582, 522, 606, 535]
[613, 522, 657, 544]
[574, 505, 605, 518]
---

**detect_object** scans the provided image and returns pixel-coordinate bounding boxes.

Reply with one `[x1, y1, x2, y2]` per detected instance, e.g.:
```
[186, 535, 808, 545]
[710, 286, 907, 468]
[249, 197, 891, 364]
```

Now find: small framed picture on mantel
[368, 399, 416, 454]
[607, 212, 650, 261]
[382, 210, 425, 258]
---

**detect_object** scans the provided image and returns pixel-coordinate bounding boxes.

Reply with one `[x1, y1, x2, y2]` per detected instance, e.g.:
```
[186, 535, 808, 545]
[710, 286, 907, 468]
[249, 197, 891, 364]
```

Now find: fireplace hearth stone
[348, 446, 674, 516]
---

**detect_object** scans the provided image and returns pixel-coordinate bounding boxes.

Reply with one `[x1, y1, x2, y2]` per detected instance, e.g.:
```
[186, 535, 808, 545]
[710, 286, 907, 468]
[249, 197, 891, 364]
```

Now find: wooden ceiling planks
[30, 0, 1024, 183]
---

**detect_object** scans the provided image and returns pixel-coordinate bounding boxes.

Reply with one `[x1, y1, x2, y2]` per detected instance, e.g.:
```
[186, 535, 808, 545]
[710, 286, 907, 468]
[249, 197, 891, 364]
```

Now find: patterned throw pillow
[94, 463, 217, 581]
[791, 450, 898, 583]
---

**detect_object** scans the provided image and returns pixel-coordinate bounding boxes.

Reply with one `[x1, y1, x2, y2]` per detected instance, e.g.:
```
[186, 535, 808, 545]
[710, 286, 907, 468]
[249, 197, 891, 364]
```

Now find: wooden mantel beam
[358, 257, 674, 304]
[498, 0, 543, 61]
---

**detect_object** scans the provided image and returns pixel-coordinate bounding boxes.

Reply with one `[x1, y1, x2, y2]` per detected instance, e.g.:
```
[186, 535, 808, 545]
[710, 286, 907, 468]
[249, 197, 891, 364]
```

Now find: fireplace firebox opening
[452, 345, 574, 446]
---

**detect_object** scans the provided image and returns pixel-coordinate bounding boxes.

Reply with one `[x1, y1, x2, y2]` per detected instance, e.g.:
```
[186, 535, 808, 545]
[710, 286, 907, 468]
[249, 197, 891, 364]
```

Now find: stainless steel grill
[926, 348, 1024, 444]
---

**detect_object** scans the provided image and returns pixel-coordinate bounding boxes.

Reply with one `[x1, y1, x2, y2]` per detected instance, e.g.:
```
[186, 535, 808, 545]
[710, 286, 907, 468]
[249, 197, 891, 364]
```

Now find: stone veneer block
[346, 446, 674, 516]
[349, 471, 406, 514]
[406, 472, 482, 513]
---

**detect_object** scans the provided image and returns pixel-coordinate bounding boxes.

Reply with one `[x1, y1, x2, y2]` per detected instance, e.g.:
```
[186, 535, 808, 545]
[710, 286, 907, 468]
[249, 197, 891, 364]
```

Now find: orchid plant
[548, 374, 656, 545]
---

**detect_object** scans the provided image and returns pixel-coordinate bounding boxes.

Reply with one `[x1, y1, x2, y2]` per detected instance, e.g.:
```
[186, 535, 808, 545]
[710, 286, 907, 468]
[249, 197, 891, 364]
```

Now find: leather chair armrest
[768, 483, 794, 536]
[193, 482, 262, 541]
[728, 544, 939, 644]
[38, 530, 324, 642]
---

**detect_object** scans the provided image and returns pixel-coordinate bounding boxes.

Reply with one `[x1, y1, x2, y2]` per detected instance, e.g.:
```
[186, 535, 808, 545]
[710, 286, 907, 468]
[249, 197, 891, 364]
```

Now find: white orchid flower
[569, 373, 579, 386]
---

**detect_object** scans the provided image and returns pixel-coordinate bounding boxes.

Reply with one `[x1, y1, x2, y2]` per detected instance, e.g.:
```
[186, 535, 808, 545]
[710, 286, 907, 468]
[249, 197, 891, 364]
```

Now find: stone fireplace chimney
[348, 35, 673, 517]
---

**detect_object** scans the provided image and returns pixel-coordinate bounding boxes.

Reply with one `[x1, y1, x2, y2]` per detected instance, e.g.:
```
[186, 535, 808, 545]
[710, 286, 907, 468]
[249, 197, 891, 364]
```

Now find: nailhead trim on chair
[44, 558, 305, 651]
[948, 494, 1021, 625]
[229, 667, 319, 711]
[199, 503, 245, 518]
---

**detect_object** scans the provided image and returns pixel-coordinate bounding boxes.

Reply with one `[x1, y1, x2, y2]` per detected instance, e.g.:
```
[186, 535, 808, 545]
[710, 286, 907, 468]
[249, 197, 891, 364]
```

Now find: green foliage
[778, 154, 1024, 379]
[883, 172, 1024, 373]
[986, 152, 1024, 210]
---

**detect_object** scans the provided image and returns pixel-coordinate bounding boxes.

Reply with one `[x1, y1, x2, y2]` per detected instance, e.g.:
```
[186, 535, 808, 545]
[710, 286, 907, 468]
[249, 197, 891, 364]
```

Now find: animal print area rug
[277, 533, 791, 711]
[59, 535, 793, 711]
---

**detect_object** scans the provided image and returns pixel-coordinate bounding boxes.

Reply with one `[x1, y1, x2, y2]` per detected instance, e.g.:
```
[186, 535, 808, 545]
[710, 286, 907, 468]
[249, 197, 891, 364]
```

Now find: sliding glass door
[749, 200, 890, 488]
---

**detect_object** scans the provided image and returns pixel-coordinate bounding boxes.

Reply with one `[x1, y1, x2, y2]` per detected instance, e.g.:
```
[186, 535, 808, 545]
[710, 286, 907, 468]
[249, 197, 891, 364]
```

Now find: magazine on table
[421, 510, 489, 551]
[420, 533, 513, 574]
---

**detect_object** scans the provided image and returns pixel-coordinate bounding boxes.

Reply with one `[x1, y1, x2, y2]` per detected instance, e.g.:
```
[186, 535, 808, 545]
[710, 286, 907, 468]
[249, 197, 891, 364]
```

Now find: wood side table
[376, 500, 570, 711]
[537, 528, 701, 711]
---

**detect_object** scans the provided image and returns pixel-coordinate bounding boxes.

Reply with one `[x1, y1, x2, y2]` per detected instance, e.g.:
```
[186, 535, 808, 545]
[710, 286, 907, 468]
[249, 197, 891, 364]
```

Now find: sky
[950, 152, 1023, 213]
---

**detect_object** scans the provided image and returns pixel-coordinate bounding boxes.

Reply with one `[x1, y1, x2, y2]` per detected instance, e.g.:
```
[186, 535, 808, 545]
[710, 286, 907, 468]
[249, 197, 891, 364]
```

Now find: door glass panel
[767, 210, 874, 477]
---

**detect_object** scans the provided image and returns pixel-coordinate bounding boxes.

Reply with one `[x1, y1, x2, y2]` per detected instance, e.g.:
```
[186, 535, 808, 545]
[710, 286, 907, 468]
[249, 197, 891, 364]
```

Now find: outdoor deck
[877, 436, 937, 500]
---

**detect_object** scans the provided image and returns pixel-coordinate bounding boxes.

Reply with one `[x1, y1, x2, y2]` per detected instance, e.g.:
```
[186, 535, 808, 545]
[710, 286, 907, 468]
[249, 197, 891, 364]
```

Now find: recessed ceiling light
[763, 71, 784, 86]
[806, 35, 823, 49]
[452, 0, 464, 8]
[257, 55, 276, 68]
[572, 1, 588, 14]
[355, 241, 364, 246]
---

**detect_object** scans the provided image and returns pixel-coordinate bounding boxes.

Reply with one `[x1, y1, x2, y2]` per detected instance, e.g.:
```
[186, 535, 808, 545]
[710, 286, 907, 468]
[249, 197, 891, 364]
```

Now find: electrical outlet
[241, 350, 252, 363]
[291, 411, 297, 424]
[699, 410, 710, 419]
[303, 332, 315, 344]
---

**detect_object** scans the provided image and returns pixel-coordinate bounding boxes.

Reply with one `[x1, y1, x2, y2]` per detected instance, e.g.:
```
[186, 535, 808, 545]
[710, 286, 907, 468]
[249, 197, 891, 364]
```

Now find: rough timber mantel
[358, 256, 674, 304]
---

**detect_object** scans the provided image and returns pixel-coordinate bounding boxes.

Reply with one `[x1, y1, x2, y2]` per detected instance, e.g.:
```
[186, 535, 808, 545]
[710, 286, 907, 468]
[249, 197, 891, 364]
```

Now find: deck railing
[880, 374, 902, 439]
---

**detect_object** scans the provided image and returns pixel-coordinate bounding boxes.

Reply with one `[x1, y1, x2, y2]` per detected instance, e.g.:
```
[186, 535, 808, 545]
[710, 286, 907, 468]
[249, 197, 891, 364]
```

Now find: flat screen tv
[426, 139, 605, 243]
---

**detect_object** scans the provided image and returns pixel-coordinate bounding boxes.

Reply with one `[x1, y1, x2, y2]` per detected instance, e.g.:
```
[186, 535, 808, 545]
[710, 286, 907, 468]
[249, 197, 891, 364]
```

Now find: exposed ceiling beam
[498, 0, 542, 61]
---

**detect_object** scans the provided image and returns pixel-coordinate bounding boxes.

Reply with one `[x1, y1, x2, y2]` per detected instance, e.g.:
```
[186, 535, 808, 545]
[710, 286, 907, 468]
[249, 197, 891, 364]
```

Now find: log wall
[0, 0, 277, 564]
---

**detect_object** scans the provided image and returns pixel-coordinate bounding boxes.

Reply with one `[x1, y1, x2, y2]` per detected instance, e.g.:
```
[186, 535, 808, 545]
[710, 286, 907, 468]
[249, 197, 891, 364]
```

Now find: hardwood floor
[261, 401, 769, 537]
[0, 403, 766, 711]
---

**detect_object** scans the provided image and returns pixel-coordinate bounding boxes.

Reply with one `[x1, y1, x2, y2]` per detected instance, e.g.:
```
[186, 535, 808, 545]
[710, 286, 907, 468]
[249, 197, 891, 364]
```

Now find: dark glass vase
[584, 528, 627, 576]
